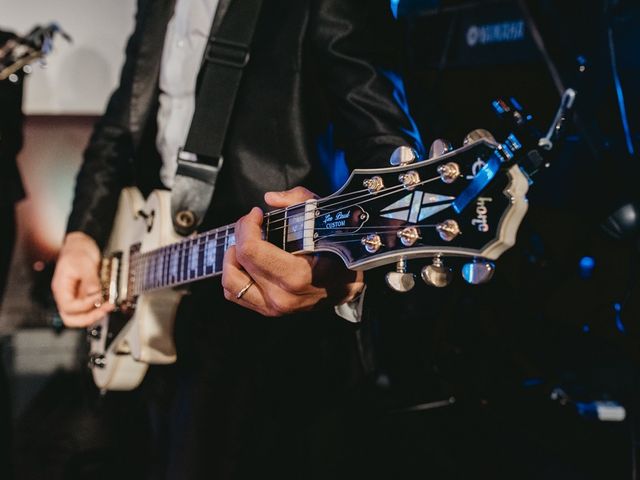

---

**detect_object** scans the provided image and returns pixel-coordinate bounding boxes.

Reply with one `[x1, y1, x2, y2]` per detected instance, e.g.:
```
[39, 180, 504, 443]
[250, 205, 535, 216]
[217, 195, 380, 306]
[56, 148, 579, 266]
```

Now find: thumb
[264, 186, 317, 208]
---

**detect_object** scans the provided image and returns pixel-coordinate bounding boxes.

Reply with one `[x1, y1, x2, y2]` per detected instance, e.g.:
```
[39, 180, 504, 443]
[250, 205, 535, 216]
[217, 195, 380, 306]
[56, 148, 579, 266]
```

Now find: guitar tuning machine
[389, 146, 419, 166]
[436, 220, 461, 242]
[437, 162, 461, 184]
[421, 256, 452, 288]
[386, 258, 415, 293]
[428, 138, 453, 159]
[363, 175, 384, 193]
[463, 128, 497, 146]
[361, 234, 382, 253]
[398, 170, 421, 190]
[462, 258, 495, 285]
[397, 227, 420, 247]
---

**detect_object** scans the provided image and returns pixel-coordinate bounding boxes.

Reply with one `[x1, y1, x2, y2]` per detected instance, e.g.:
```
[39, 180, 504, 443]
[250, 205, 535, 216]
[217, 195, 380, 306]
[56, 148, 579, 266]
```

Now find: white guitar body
[90, 187, 185, 391]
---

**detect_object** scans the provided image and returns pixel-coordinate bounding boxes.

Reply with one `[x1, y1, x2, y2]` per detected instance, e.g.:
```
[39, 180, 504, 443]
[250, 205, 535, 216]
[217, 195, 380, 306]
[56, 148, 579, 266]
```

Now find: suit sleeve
[65, 3, 146, 249]
[309, 0, 424, 170]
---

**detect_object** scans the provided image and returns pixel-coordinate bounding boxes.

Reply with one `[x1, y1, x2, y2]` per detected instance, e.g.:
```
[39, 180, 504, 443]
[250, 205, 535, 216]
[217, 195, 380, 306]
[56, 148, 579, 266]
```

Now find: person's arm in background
[223, 0, 423, 317]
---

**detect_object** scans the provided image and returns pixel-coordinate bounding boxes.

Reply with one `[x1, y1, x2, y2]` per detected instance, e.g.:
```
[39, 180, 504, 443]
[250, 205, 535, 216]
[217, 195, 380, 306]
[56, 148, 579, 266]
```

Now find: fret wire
[197, 236, 204, 278]
[282, 208, 288, 249]
[145, 254, 151, 291]
[157, 252, 162, 288]
[178, 241, 184, 284]
[128, 219, 296, 295]
[162, 247, 167, 287]
[159, 248, 164, 288]
[190, 237, 198, 280]
[152, 253, 157, 290]
[127, 202, 314, 292]
[162, 245, 170, 288]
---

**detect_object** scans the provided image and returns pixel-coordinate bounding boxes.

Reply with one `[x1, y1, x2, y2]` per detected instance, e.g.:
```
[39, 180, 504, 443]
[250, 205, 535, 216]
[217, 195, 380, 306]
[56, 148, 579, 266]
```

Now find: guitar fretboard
[129, 203, 310, 296]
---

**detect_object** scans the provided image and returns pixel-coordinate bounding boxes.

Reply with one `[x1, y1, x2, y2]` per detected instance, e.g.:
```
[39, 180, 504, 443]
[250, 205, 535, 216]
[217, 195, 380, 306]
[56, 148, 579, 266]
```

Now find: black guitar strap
[171, 0, 264, 235]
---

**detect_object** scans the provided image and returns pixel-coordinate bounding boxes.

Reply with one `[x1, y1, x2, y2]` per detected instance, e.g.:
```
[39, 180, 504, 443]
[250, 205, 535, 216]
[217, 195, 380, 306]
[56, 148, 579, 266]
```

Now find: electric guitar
[87, 128, 536, 391]
[87, 85, 579, 391]
[0, 23, 71, 82]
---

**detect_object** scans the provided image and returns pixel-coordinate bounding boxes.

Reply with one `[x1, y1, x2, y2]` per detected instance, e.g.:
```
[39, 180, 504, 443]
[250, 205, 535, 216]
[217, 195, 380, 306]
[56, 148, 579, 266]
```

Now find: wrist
[62, 231, 101, 259]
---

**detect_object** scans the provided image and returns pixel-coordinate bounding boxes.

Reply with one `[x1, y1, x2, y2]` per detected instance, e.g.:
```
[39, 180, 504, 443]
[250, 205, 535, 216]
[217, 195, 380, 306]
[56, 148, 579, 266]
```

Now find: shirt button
[177, 40, 185, 48]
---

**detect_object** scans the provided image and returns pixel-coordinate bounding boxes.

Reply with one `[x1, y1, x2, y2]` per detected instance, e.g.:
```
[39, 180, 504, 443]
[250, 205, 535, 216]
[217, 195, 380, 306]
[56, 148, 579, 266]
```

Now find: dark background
[357, 0, 640, 478]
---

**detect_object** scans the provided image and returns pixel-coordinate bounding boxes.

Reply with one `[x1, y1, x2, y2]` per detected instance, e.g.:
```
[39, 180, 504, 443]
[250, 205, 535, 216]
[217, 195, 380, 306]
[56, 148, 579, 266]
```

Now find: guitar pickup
[100, 252, 122, 306]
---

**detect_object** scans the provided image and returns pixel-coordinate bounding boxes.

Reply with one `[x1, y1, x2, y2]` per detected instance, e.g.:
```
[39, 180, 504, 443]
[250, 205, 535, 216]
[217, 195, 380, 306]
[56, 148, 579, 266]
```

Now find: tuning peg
[385, 258, 415, 293]
[428, 139, 453, 159]
[389, 146, 419, 166]
[461, 259, 495, 285]
[421, 257, 452, 288]
[463, 129, 497, 146]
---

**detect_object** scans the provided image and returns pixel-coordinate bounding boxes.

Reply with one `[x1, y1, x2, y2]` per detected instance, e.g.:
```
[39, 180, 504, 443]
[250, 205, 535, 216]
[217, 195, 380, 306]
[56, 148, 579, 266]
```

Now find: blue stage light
[390, 0, 400, 18]
[614, 302, 625, 333]
[522, 378, 543, 388]
[579, 256, 595, 279]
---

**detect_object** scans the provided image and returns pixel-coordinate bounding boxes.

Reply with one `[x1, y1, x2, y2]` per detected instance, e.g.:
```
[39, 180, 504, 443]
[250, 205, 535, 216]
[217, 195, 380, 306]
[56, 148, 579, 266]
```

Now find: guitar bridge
[100, 252, 122, 306]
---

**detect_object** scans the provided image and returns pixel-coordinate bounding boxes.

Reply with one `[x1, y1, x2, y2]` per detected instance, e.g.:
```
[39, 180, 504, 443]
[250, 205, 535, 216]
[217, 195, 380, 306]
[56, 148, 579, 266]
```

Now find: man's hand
[222, 187, 364, 317]
[51, 231, 114, 327]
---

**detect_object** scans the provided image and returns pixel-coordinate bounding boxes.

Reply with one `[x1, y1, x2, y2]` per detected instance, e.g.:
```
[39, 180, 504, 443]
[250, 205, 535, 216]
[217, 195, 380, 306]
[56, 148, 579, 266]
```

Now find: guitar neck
[130, 203, 312, 296]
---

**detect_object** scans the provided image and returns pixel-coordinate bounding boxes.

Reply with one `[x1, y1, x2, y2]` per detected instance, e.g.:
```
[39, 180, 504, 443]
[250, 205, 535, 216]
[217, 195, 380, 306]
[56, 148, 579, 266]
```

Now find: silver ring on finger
[236, 279, 255, 300]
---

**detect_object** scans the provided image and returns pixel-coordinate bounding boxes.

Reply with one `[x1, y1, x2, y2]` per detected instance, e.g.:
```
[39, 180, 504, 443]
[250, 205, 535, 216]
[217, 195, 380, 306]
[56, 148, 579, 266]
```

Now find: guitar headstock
[0, 23, 71, 83]
[311, 87, 578, 291]
[312, 132, 530, 289]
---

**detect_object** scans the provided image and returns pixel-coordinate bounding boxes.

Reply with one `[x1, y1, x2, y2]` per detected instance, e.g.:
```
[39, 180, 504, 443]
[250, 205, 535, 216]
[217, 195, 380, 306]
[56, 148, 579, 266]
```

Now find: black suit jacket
[64, 5, 425, 475]
[67, 0, 422, 246]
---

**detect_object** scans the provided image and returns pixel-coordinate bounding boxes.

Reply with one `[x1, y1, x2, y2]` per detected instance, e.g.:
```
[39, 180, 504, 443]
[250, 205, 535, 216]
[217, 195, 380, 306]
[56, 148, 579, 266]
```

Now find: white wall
[2, 0, 137, 114]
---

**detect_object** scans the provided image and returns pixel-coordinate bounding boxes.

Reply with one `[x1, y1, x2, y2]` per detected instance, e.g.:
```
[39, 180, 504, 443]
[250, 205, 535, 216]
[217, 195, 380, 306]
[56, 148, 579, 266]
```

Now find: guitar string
[130, 221, 446, 294]
[129, 174, 452, 291]
[133, 183, 380, 266]
[261, 187, 371, 217]
[216, 172, 444, 233]
[130, 173, 446, 267]
[130, 204, 451, 291]
[242, 176, 447, 239]
[262, 174, 444, 229]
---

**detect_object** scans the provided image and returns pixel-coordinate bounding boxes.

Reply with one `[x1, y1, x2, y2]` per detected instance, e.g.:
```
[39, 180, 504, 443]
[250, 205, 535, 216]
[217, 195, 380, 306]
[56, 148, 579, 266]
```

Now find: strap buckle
[204, 37, 250, 68]
[178, 148, 224, 170]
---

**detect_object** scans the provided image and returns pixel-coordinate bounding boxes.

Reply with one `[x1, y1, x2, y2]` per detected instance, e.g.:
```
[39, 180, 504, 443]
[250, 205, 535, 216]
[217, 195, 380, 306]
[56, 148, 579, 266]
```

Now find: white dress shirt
[157, 0, 219, 188]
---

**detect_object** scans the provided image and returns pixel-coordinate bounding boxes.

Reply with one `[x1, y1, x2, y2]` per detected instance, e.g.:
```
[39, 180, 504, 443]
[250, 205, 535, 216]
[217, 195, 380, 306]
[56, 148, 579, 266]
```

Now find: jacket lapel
[210, 0, 232, 37]
[130, 0, 176, 146]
